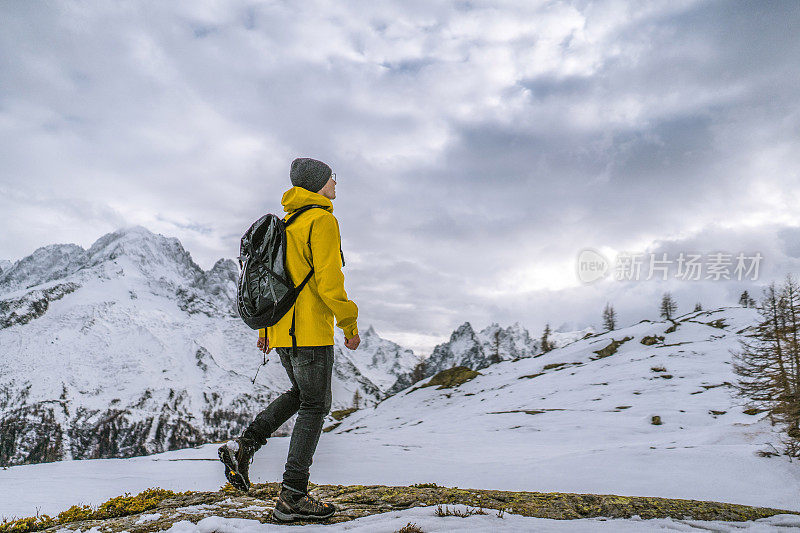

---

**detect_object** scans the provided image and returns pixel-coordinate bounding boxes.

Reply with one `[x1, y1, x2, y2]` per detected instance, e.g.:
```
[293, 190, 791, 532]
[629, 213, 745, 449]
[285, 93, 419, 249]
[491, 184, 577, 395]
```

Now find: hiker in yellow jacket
[257, 183, 359, 348]
[218, 158, 359, 522]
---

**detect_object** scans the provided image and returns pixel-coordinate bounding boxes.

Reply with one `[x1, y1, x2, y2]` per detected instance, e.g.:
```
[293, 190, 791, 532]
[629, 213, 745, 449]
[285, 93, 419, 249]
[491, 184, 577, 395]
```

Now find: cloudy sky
[1, 1, 799, 353]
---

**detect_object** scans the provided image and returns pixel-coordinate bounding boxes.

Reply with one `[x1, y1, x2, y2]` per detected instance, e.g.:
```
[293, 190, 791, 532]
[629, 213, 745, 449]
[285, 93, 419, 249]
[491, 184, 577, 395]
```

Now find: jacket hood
[281, 186, 334, 214]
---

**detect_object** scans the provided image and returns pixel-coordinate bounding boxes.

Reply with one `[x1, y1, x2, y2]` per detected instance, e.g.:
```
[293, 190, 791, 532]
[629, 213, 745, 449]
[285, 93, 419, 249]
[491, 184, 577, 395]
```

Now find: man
[218, 157, 360, 522]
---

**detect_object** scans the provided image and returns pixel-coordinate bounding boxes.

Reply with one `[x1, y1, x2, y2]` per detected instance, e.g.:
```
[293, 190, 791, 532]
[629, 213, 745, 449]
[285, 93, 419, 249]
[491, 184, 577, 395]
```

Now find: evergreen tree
[660, 292, 677, 320]
[732, 274, 800, 456]
[694, 302, 702, 312]
[739, 290, 751, 307]
[352, 389, 362, 410]
[540, 323, 553, 353]
[602, 302, 617, 331]
[410, 354, 427, 384]
[490, 329, 502, 364]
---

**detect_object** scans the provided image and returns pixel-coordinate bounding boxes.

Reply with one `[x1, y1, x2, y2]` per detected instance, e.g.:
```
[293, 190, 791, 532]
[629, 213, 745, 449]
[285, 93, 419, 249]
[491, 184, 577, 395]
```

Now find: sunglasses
[331, 172, 337, 184]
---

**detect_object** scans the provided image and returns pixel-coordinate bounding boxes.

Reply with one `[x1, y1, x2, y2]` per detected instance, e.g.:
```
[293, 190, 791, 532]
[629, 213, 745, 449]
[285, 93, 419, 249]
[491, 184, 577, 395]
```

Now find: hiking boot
[272, 486, 337, 522]
[217, 437, 259, 492]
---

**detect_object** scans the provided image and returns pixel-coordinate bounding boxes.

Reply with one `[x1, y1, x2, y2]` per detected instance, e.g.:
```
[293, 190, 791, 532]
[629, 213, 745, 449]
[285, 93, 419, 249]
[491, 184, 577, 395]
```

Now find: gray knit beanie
[290, 157, 332, 193]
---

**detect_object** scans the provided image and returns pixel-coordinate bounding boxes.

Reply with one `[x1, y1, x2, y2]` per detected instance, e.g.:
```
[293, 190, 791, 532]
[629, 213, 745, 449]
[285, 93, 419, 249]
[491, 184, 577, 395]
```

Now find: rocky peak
[451, 321, 476, 341]
[0, 227, 237, 306]
[0, 243, 86, 294]
[418, 319, 542, 379]
[198, 259, 238, 301]
[509, 321, 525, 334]
[83, 226, 204, 283]
[208, 258, 238, 277]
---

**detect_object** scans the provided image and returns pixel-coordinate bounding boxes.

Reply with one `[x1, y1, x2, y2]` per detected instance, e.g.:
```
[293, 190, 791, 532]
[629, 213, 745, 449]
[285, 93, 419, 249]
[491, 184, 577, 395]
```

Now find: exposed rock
[640, 335, 665, 346]
[590, 336, 633, 360]
[4, 483, 796, 532]
[0, 282, 79, 329]
[412, 366, 480, 391]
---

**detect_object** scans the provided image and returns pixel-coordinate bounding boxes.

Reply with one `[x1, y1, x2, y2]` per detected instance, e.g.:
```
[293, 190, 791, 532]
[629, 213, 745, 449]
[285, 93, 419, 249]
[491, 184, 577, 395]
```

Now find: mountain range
[0, 227, 551, 466]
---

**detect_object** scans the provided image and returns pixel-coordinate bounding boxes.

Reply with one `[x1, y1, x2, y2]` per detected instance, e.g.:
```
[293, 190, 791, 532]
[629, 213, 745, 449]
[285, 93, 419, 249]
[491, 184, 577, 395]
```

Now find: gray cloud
[1, 0, 798, 354]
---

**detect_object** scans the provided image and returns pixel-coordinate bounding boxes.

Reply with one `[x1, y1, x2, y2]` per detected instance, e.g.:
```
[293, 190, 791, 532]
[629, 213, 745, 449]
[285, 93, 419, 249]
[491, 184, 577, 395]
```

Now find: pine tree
[694, 302, 702, 312]
[602, 302, 617, 331]
[739, 290, 751, 307]
[660, 292, 677, 320]
[540, 323, 553, 353]
[410, 354, 427, 384]
[732, 275, 800, 456]
[352, 389, 362, 410]
[490, 329, 502, 364]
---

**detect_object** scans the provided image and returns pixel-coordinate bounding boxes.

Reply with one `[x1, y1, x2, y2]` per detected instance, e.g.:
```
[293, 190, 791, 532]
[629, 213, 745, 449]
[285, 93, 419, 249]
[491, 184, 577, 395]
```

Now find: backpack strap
[284, 204, 329, 226]
[288, 266, 315, 357]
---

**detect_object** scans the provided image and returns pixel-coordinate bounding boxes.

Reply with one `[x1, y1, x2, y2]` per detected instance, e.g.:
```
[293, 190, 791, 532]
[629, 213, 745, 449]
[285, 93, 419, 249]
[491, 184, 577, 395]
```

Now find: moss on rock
[419, 366, 481, 390]
[331, 408, 358, 421]
[0, 488, 190, 533]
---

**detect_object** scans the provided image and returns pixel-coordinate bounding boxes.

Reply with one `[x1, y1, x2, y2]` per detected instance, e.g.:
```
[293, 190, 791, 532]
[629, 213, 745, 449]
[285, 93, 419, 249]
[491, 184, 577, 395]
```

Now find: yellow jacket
[259, 186, 358, 346]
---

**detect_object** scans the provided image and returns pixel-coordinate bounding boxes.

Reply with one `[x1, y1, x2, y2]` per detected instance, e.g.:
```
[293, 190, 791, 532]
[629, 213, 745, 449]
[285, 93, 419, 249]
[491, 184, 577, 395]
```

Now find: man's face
[317, 175, 336, 199]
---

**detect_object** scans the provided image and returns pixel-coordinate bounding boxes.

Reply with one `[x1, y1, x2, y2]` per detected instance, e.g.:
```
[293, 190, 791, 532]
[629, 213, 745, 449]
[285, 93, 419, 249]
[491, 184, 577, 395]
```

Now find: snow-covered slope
[0, 259, 12, 276]
[341, 306, 759, 437]
[323, 306, 800, 511]
[0, 227, 418, 466]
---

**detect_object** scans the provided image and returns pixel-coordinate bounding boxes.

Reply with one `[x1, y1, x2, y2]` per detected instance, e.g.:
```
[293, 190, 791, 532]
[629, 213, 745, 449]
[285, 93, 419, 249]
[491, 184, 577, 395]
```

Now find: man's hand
[257, 336, 272, 354]
[344, 333, 360, 350]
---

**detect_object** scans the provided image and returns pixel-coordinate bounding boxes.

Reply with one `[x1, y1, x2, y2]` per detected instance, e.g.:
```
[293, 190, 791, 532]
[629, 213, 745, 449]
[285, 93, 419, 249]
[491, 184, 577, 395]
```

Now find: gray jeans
[241, 345, 333, 494]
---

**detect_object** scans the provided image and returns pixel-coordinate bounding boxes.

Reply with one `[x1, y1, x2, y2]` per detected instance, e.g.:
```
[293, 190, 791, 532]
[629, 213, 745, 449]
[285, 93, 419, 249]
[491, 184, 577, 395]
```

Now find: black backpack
[236, 204, 329, 333]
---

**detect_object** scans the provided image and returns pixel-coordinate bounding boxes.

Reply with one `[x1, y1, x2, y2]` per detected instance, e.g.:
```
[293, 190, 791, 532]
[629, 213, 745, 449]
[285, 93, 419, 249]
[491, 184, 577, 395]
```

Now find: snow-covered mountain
[0, 259, 12, 276]
[415, 320, 591, 384]
[0, 226, 418, 466]
[335, 325, 419, 402]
